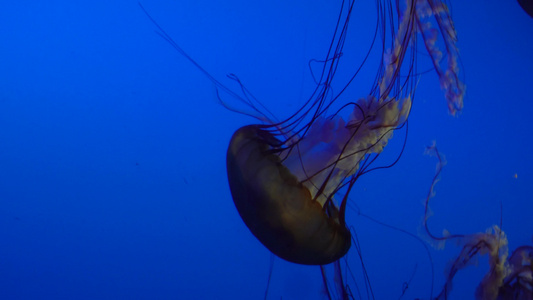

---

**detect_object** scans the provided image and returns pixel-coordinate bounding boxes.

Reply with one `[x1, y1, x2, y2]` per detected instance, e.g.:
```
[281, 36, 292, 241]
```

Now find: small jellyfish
[424, 145, 532, 300]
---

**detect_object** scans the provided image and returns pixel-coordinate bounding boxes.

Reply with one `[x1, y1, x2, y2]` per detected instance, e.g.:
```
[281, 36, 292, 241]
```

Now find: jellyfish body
[227, 125, 351, 265]
[227, 94, 410, 265]
[226, 0, 462, 266]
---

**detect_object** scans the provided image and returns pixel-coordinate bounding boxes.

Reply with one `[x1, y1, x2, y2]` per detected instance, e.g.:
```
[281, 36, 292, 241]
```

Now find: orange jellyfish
[226, 0, 464, 266]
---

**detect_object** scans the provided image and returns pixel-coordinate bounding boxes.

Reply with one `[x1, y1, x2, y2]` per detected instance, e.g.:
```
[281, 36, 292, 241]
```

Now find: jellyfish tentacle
[415, 0, 465, 115]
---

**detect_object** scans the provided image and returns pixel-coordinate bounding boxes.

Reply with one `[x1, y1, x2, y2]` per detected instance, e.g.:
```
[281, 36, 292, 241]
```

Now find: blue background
[0, 0, 532, 299]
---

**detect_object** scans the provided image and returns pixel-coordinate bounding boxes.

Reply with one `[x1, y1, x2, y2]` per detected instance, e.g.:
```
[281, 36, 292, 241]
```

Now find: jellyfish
[423, 145, 533, 300]
[140, 0, 464, 279]
[226, 0, 464, 266]
[139, 0, 467, 299]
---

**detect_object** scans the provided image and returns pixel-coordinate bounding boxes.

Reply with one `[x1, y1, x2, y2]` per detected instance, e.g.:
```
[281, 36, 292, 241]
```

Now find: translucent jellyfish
[226, 0, 464, 266]
[424, 145, 533, 300]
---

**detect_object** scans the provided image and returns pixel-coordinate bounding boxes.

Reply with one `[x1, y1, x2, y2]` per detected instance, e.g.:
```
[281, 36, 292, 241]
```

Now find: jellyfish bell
[226, 125, 351, 265]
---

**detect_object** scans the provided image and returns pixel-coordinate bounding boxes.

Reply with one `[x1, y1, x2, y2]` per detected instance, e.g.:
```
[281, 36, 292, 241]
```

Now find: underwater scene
[1, 0, 532, 299]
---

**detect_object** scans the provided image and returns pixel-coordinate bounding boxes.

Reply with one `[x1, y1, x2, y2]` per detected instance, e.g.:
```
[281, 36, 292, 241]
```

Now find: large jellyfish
[226, 0, 464, 266]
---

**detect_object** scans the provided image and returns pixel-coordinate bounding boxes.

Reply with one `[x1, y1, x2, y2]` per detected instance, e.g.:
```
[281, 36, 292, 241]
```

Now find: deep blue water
[1, 1, 532, 299]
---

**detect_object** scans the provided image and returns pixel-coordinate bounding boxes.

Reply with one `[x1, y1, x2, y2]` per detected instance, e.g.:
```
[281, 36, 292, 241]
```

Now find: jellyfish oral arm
[283, 94, 411, 207]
